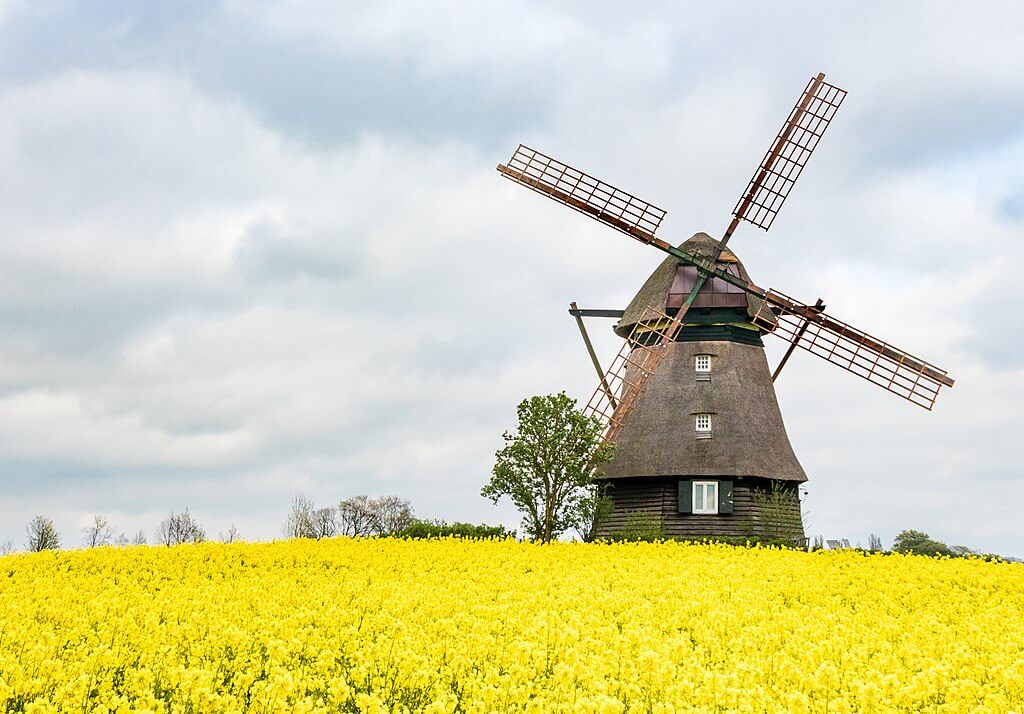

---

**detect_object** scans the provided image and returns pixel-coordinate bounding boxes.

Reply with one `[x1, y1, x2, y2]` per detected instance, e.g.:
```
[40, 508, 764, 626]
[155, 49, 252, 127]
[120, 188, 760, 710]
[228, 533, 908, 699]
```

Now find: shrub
[398, 520, 515, 540]
[893, 529, 952, 557]
[611, 512, 665, 542]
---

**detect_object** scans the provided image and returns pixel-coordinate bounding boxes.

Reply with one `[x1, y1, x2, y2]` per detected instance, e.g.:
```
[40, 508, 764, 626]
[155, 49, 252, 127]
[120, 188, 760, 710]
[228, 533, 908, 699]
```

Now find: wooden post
[570, 302, 617, 409]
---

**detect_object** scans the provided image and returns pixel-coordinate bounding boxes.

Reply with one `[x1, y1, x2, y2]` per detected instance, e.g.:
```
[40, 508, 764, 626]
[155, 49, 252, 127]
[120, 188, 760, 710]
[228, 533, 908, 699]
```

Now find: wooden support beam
[772, 298, 825, 381]
[567, 308, 624, 319]
[570, 301, 617, 409]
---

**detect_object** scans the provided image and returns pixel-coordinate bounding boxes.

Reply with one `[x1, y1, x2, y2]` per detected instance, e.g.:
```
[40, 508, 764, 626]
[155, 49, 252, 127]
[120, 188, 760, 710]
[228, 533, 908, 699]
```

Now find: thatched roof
[600, 339, 807, 482]
[615, 232, 773, 338]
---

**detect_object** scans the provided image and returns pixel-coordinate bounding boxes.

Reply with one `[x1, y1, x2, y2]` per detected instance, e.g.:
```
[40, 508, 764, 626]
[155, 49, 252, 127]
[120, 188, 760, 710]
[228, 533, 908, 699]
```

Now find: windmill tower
[497, 73, 955, 542]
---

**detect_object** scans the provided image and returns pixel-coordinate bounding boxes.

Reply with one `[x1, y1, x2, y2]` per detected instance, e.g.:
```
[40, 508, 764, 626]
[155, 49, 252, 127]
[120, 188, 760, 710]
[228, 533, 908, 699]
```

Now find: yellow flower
[0, 539, 1022, 711]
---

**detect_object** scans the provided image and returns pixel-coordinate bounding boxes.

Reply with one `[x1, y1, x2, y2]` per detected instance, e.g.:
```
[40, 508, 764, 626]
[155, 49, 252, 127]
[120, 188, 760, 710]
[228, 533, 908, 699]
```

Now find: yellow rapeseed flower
[0, 539, 1022, 711]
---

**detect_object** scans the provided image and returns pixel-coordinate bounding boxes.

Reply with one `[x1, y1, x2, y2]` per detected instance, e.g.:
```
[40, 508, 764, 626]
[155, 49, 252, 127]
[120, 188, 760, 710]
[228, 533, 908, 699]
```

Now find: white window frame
[692, 481, 718, 514]
[695, 354, 711, 373]
[695, 414, 712, 432]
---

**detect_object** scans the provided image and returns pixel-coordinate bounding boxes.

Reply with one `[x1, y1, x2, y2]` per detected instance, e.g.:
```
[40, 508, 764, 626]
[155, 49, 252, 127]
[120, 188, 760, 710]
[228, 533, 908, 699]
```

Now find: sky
[0, 1, 1022, 555]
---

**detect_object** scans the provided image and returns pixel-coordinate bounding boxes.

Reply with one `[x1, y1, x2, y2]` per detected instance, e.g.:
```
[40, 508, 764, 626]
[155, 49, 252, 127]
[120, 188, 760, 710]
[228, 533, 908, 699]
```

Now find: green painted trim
[680, 321, 760, 332]
[678, 480, 693, 514]
[675, 324, 764, 346]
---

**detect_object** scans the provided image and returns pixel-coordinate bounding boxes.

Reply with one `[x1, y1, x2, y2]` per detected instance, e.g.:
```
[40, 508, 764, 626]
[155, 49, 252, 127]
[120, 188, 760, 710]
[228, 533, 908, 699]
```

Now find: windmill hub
[616, 232, 763, 345]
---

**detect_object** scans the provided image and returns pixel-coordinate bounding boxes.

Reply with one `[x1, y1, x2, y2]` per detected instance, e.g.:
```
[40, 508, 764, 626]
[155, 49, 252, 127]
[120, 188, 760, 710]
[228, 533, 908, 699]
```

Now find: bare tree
[131, 529, 147, 546]
[219, 523, 241, 544]
[1, 539, 15, 555]
[337, 495, 377, 536]
[82, 514, 117, 548]
[157, 509, 206, 546]
[284, 494, 316, 538]
[868, 533, 884, 552]
[26, 516, 61, 552]
[310, 507, 337, 539]
[371, 496, 415, 536]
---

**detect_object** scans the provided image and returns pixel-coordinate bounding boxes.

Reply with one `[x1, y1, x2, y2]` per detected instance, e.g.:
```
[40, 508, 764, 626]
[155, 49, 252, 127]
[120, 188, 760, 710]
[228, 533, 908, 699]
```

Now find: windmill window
[695, 355, 711, 379]
[695, 414, 712, 437]
[692, 481, 718, 514]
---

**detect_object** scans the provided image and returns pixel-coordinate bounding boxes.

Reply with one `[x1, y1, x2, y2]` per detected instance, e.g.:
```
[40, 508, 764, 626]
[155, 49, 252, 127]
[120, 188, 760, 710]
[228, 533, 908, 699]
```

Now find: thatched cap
[615, 232, 772, 338]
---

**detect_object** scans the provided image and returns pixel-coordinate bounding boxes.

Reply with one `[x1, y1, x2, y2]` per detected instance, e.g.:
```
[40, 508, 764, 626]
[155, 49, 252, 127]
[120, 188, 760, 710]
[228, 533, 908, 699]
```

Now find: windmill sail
[730, 73, 847, 232]
[497, 73, 954, 416]
[583, 306, 684, 441]
[751, 290, 954, 410]
[497, 145, 667, 245]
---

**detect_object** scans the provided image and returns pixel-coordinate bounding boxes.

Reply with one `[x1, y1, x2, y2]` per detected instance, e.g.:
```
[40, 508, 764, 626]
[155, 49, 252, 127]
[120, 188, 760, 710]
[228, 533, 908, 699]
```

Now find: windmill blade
[583, 306, 685, 442]
[728, 73, 847, 235]
[497, 145, 667, 245]
[578, 238, 955, 410]
[750, 290, 954, 410]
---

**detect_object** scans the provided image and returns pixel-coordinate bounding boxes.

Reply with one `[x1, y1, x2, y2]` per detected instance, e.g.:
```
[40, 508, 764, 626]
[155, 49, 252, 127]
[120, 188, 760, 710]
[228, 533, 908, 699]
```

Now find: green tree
[482, 392, 614, 543]
[892, 529, 952, 557]
[26, 515, 61, 552]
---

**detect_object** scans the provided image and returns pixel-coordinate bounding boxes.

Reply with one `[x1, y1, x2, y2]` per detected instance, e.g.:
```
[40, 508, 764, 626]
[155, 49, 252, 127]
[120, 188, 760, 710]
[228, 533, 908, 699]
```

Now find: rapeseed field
[1, 538, 1022, 712]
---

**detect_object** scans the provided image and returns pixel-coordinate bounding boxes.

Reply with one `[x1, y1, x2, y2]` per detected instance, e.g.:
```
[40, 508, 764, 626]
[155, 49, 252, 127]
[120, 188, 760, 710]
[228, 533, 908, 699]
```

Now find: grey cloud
[0, 2, 551, 150]
[235, 217, 363, 283]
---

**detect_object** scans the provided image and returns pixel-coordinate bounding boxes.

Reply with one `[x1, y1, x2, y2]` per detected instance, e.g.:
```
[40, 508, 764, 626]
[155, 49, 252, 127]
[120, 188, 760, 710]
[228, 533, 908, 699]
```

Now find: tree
[26, 516, 61, 552]
[868, 533, 884, 552]
[892, 529, 952, 557]
[482, 392, 614, 543]
[310, 508, 337, 539]
[371, 495, 415, 536]
[330, 495, 415, 537]
[284, 494, 316, 538]
[157, 509, 206, 546]
[1, 539, 15, 555]
[82, 514, 117, 548]
[131, 530, 147, 546]
[337, 495, 377, 536]
[219, 524, 241, 544]
[285, 495, 344, 539]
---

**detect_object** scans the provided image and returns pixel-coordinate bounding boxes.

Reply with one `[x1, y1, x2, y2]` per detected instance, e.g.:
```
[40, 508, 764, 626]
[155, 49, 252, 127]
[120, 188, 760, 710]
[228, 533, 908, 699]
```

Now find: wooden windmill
[497, 72, 955, 541]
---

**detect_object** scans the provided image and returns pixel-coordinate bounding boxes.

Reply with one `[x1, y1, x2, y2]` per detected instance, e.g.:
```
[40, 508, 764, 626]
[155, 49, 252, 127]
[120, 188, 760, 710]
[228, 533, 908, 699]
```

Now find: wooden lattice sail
[583, 306, 683, 442]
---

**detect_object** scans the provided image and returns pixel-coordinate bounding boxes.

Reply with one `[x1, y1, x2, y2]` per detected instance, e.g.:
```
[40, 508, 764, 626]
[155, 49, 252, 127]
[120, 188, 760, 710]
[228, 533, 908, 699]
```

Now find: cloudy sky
[1, 1, 1022, 555]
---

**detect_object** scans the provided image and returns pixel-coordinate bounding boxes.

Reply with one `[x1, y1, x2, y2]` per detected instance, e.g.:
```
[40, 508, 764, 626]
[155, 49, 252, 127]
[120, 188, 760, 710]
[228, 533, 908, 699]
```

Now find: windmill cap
[614, 232, 767, 337]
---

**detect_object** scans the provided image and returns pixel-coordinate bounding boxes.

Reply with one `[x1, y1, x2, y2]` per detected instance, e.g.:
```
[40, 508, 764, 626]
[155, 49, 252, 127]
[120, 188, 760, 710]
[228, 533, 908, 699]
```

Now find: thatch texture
[600, 339, 807, 482]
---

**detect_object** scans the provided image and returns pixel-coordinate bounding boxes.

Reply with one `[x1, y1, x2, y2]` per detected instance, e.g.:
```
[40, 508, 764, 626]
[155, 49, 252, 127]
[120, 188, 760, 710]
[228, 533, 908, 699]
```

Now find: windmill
[496, 72, 955, 541]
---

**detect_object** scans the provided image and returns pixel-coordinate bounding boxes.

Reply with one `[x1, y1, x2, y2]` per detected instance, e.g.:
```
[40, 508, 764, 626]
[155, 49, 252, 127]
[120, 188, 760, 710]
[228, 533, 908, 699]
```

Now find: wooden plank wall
[596, 477, 804, 541]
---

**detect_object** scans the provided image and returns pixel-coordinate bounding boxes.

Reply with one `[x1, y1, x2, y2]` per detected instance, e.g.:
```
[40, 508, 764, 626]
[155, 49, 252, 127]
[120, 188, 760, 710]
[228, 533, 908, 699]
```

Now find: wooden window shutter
[719, 480, 734, 514]
[678, 480, 693, 514]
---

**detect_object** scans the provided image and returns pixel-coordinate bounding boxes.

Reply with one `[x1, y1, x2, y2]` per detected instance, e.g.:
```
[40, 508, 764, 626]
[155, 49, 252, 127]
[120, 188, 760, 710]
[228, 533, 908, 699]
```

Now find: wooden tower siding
[595, 477, 803, 541]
